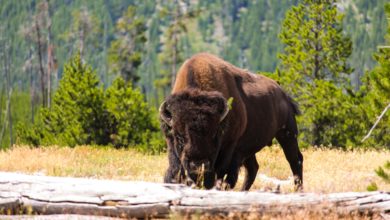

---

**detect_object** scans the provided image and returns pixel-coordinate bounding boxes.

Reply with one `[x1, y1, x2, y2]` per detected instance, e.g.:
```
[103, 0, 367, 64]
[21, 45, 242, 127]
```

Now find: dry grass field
[0, 145, 389, 193]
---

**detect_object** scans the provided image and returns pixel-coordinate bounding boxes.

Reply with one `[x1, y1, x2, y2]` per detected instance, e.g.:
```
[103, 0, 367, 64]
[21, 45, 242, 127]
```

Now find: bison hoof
[293, 176, 303, 192]
[294, 184, 303, 192]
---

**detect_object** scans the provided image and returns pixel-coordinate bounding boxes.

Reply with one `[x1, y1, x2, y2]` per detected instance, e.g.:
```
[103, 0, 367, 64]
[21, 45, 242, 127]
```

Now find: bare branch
[361, 103, 390, 142]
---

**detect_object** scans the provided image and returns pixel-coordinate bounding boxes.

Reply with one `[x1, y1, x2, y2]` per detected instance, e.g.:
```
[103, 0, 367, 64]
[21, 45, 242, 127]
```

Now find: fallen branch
[362, 103, 390, 142]
[0, 172, 389, 218]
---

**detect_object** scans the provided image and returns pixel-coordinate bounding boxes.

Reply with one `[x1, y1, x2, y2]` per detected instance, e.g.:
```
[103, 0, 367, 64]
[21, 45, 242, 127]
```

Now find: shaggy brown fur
[160, 53, 303, 190]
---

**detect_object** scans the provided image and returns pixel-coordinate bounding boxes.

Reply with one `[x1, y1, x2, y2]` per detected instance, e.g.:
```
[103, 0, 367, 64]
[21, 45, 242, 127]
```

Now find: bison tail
[287, 95, 301, 116]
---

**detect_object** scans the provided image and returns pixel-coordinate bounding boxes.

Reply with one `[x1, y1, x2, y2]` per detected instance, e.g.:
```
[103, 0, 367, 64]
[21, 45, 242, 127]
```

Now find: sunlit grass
[0, 145, 167, 182]
[250, 146, 390, 192]
[0, 145, 388, 193]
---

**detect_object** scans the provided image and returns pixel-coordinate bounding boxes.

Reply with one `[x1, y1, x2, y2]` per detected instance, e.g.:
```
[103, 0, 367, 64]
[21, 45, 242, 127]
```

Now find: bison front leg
[241, 155, 259, 191]
[213, 144, 240, 190]
[164, 140, 185, 184]
[214, 159, 240, 190]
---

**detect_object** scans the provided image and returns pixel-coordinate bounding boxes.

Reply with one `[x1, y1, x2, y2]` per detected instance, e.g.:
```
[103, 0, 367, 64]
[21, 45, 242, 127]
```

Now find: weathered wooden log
[0, 172, 388, 219]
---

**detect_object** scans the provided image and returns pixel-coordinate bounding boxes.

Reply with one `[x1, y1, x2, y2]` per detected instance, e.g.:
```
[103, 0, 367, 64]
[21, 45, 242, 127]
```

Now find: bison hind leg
[276, 128, 303, 191]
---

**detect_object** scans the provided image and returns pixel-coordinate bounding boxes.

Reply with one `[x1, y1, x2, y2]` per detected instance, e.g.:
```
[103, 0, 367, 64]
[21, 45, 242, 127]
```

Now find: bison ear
[159, 101, 173, 126]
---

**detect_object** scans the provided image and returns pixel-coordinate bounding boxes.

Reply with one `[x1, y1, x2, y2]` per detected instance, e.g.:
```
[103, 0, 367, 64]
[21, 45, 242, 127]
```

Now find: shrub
[104, 77, 163, 151]
[17, 55, 165, 153]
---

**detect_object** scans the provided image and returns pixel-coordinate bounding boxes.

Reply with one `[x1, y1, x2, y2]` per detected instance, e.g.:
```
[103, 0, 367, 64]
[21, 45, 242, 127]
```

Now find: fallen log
[0, 172, 388, 219]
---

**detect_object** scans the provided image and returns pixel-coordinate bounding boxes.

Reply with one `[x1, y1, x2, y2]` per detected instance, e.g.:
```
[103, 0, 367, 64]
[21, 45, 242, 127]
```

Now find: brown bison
[159, 53, 303, 191]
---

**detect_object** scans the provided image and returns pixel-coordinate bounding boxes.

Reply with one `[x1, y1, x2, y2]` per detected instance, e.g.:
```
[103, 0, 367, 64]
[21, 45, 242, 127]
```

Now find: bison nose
[189, 160, 211, 172]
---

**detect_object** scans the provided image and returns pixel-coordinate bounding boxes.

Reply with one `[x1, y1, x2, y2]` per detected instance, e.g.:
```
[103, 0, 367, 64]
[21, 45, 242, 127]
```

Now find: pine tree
[278, 0, 352, 89]
[37, 55, 107, 147]
[108, 5, 147, 84]
[277, 0, 358, 147]
[49, 55, 106, 146]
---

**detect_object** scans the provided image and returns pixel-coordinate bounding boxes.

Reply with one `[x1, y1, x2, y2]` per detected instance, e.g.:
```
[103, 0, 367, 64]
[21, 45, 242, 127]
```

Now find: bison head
[160, 89, 229, 189]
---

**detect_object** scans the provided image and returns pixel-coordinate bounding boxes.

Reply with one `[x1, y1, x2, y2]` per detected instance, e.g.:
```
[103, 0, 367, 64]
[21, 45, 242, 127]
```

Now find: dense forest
[0, 0, 389, 150]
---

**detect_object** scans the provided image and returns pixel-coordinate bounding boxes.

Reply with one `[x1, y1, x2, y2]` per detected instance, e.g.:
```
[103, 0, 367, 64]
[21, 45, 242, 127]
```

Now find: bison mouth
[184, 160, 215, 189]
[186, 171, 215, 190]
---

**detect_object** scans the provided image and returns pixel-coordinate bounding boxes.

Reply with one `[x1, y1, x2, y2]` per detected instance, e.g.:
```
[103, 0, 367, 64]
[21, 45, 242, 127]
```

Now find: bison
[159, 53, 303, 191]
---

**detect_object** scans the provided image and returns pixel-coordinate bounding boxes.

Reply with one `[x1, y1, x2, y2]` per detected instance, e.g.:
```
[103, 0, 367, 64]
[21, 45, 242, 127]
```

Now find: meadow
[0, 145, 389, 193]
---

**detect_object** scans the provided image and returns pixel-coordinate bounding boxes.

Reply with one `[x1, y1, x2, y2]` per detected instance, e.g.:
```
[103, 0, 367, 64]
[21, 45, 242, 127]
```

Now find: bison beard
[160, 53, 303, 191]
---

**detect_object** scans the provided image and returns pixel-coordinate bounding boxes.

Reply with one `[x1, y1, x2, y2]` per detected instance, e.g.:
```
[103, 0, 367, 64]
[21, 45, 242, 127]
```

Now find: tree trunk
[0, 97, 8, 146]
[35, 19, 46, 107]
[171, 1, 180, 88]
[0, 78, 6, 146]
[103, 19, 108, 86]
[79, 26, 84, 59]
[0, 85, 4, 129]
[0, 46, 6, 145]
[171, 26, 177, 87]
[29, 49, 35, 124]
[46, 0, 52, 108]
[0, 172, 388, 219]
[313, 14, 321, 80]
[5, 45, 12, 147]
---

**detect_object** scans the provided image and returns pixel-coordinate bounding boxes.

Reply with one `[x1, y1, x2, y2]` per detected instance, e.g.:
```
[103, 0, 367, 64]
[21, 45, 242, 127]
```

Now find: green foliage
[277, 0, 358, 148]
[367, 161, 390, 191]
[17, 55, 164, 153]
[278, 0, 352, 87]
[108, 5, 147, 84]
[297, 80, 364, 147]
[19, 55, 107, 147]
[359, 4, 390, 148]
[0, 92, 38, 148]
[375, 161, 390, 183]
[104, 77, 163, 152]
[366, 182, 378, 191]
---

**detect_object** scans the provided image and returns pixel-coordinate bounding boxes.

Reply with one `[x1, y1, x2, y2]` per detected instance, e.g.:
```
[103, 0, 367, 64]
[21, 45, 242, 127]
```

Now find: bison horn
[159, 101, 173, 126]
[219, 102, 229, 122]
